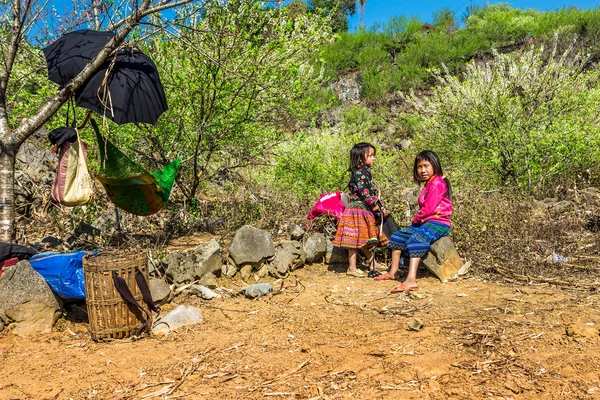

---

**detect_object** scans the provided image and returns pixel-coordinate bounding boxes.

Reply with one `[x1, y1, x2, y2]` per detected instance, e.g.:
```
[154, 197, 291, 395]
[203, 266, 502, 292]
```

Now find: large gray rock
[149, 278, 171, 305]
[422, 236, 463, 283]
[0, 261, 62, 336]
[581, 187, 599, 205]
[16, 139, 55, 184]
[228, 226, 275, 267]
[325, 240, 348, 264]
[164, 239, 222, 284]
[330, 71, 361, 103]
[270, 240, 307, 277]
[548, 200, 574, 214]
[304, 233, 327, 263]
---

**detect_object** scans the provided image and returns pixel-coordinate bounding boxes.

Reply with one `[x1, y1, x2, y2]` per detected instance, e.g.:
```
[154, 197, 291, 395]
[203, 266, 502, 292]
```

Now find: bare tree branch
[11, 0, 153, 145]
[108, 0, 205, 31]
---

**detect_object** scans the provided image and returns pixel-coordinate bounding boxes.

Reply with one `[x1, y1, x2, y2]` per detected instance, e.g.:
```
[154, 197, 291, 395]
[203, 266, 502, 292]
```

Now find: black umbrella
[42, 29, 116, 87]
[75, 48, 168, 125]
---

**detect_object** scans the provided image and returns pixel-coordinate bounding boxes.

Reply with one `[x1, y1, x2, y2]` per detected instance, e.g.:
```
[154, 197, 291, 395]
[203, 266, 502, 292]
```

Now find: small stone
[198, 272, 218, 288]
[326, 240, 348, 264]
[401, 188, 419, 205]
[565, 323, 598, 339]
[256, 264, 269, 279]
[581, 187, 599, 204]
[406, 317, 424, 332]
[228, 226, 275, 266]
[240, 265, 253, 282]
[289, 224, 305, 241]
[189, 285, 222, 300]
[148, 278, 171, 305]
[241, 283, 273, 299]
[0, 261, 62, 336]
[398, 139, 412, 150]
[221, 264, 237, 278]
[548, 200, 573, 213]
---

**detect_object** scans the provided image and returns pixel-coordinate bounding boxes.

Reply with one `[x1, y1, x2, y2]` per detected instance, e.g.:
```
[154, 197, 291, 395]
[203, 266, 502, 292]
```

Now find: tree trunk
[0, 143, 17, 242]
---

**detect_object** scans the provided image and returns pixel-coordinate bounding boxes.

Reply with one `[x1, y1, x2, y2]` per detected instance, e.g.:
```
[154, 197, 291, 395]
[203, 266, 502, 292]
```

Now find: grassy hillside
[319, 4, 600, 101]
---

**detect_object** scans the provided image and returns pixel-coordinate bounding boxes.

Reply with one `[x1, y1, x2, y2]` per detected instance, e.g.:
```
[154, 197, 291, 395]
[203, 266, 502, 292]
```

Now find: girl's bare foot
[390, 283, 420, 293]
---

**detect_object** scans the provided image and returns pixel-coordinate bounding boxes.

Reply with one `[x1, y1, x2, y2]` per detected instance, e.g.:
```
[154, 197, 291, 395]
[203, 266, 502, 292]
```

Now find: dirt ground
[1, 256, 600, 400]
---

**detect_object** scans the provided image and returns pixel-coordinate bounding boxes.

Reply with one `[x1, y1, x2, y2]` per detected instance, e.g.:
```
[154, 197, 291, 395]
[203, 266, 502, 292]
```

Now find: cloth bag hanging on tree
[51, 127, 93, 206]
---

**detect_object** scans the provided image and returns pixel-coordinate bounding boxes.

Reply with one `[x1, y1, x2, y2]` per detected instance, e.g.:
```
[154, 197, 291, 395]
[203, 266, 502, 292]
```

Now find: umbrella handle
[77, 111, 92, 130]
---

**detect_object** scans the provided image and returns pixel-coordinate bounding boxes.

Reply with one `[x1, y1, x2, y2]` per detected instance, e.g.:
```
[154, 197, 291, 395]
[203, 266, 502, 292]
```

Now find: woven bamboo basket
[83, 250, 150, 341]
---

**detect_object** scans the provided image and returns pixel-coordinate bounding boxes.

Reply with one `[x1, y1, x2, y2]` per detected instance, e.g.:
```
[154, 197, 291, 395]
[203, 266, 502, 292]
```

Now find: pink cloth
[307, 191, 346, 221]
[412, 175, 452, 227]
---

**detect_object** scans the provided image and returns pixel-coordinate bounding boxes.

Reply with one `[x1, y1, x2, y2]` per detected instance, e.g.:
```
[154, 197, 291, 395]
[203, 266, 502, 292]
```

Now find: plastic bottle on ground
[152, 305, 203, 335]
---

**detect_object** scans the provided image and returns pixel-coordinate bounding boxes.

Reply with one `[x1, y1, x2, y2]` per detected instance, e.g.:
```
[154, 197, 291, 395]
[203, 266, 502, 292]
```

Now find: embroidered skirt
[387, 221, 450, 258]
[333, 207, 388, 249]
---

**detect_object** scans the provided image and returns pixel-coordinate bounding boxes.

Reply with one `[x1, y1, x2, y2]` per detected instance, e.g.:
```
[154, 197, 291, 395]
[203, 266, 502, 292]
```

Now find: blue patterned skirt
[387, 221, 451, 259]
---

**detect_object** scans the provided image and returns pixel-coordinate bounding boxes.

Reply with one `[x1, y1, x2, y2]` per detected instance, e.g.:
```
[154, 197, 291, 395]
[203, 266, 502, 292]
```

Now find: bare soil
[2, 254, 600, 400]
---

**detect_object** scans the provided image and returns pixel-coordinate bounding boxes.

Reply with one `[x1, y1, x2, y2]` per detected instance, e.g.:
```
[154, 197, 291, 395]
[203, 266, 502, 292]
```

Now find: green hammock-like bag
[94, 127, 181, 216]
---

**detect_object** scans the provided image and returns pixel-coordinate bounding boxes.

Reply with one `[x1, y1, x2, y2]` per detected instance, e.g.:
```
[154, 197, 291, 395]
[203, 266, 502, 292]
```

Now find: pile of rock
[159, 223, 465, 284]
[0, 221, 465, 335]
[160, 224, 331, 284]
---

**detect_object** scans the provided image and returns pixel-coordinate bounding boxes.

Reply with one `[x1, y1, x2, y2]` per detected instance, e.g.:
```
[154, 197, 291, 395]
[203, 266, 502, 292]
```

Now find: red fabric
[0, 257, 19, 276]
[306, 191, 346, 221]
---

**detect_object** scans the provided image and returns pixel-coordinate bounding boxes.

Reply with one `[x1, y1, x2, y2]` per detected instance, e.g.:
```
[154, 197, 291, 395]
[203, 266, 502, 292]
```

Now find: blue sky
[45, 0, 600, 33]
[348, 0, 599, 31]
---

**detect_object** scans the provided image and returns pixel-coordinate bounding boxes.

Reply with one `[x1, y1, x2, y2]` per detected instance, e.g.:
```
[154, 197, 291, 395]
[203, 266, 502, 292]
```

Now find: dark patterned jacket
[347, 166, 379, 211]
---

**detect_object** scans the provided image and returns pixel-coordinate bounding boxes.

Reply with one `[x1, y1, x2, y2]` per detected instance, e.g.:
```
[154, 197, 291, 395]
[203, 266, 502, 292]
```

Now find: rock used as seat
[422, 236, 463, 282]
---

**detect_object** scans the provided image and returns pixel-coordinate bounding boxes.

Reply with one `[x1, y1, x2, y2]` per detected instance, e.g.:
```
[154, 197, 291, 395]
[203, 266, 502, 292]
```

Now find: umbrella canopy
[42, 29, 116, 87]
[48, 127, 77, 147]
[75, 48, 168, 125]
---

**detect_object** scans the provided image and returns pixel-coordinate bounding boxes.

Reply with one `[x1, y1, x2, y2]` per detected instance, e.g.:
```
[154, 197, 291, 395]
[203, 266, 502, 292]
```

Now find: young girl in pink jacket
[375, 150, 452, 292]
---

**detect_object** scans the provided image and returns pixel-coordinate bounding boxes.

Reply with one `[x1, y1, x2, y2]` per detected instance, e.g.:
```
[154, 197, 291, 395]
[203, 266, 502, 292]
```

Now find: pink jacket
[412, 175, 452, 227]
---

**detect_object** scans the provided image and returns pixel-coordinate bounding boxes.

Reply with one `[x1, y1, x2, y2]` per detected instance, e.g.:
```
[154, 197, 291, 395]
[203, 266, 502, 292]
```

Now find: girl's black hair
[349, 142, 376, 172]
[413, 150, 452, 200]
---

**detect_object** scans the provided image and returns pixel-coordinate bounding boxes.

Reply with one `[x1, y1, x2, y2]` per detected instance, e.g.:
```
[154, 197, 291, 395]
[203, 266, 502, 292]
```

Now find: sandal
[373, 273, 394, 281]
[346, 269, 366, 278]
[367, 270, 382, 278]
[390, 283, 420, 293]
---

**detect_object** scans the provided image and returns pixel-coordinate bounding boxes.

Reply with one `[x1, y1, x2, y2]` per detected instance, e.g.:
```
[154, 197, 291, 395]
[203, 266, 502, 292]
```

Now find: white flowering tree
[406, 38, 600, 193]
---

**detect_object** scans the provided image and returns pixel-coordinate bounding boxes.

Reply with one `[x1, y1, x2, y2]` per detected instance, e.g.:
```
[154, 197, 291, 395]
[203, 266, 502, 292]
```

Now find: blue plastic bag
[29, 250, 98, 300]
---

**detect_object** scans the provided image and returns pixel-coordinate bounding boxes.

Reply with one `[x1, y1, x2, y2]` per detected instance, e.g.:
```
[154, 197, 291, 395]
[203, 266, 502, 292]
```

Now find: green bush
[265, 126, 402, 201]
[268, 130, 354, 199]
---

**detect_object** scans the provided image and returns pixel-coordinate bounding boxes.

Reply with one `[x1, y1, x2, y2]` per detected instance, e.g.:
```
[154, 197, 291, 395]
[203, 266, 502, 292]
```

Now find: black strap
[369, 210, 385, 271]
[135, 267, 160, 313]
[112, 270, 158, 337]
